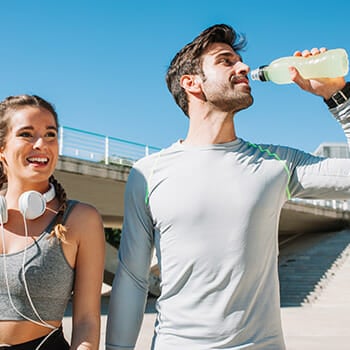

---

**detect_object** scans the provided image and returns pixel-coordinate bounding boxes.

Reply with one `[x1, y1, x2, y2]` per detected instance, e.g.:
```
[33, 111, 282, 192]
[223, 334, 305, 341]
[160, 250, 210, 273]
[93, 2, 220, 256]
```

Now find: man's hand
[289, 47, 346, 99]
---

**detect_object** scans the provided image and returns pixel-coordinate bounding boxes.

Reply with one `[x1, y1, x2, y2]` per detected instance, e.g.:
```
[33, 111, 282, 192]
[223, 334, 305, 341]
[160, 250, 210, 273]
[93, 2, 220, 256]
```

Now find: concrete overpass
[54, 155, 350, 290]
[54, 155, 129, 228]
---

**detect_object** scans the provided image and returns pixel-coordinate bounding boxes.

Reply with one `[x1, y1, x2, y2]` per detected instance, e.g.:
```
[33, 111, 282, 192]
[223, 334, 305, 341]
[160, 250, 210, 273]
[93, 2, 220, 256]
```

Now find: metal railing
[58, 126, 161, 166]
[291, 197, 350, 212]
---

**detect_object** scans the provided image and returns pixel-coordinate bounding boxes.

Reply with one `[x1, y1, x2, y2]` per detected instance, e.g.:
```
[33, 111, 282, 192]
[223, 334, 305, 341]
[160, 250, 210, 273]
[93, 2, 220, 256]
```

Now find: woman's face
[0, 106, 59, 187]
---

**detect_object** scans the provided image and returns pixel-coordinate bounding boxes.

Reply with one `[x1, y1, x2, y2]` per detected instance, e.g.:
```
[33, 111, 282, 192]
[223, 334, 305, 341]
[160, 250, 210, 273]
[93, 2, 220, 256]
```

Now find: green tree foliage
[104, 227, 122, 249]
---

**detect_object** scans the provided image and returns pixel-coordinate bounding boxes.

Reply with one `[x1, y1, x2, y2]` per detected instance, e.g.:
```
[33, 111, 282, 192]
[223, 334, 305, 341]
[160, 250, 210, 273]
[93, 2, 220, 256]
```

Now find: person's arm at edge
[290, 49, 350, 149]
[69, 203, 106, 350]
[284, 52, 350, 198]
[106, 167, 154, 350]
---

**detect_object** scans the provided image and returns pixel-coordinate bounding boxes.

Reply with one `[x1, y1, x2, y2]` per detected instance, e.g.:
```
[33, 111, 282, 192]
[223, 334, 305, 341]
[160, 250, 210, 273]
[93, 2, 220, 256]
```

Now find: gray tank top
[0, 200, 77, 321]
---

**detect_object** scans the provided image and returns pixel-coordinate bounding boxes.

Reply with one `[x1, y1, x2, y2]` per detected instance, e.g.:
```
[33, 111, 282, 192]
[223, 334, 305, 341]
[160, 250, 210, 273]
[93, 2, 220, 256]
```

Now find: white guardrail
[58, 126, 350, 212]
[290, 197, 350, 212]
[58, 126, 161, 166]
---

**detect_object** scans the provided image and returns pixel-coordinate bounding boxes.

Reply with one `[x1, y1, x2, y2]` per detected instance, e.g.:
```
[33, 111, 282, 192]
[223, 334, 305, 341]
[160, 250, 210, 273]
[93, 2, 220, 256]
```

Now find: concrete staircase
[279, 229, 350, 307]
[280, 229, 350, 350]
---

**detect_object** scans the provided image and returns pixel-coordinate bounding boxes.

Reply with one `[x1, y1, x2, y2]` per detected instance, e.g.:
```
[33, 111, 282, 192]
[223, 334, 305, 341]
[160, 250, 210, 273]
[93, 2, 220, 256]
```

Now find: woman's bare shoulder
[64, 201, 104, 238]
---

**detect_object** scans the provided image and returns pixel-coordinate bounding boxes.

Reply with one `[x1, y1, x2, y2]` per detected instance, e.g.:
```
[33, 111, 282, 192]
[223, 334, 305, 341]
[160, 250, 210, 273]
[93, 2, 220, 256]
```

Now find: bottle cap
[250, 65, 268, 82]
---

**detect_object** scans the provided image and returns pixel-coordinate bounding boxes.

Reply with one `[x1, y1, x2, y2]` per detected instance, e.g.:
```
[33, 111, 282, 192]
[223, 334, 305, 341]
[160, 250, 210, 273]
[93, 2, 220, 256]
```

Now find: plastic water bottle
[250, 48, 349, 84]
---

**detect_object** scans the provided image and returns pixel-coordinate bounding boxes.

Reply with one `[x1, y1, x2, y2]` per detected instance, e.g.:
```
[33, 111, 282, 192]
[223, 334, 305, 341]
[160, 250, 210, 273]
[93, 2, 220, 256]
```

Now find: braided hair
[48, 175, 68, 242]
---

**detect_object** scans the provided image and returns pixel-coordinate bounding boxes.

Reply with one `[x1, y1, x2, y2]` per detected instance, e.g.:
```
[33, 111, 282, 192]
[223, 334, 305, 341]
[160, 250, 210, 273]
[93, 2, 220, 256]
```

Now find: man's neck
[183, 110, 237, 145]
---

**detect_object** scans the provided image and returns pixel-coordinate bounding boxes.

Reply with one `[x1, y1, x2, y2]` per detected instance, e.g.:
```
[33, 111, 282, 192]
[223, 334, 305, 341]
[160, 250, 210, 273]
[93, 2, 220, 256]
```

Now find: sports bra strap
[61, 200, 79, 225]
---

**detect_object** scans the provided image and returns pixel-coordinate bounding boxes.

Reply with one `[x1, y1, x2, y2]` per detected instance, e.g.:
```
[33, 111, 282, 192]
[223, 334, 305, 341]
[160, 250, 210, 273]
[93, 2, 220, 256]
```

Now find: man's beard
[203, 85, 254, 113]
[203, 76, 254, 113]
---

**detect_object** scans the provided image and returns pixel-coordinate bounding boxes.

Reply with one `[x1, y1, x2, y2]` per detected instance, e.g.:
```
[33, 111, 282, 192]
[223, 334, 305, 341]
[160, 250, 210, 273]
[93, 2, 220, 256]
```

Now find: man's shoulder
[133, 142, 179, 170]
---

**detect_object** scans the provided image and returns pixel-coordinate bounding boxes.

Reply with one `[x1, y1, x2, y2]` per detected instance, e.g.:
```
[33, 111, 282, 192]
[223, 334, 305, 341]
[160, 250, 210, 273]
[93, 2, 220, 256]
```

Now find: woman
[0, 95, 105, 349]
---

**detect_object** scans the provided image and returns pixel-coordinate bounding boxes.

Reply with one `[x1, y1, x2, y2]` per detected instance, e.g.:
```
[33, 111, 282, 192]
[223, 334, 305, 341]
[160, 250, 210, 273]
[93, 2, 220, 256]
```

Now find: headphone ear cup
[0, 195, 8, 224]
[18, 191, 46, 220]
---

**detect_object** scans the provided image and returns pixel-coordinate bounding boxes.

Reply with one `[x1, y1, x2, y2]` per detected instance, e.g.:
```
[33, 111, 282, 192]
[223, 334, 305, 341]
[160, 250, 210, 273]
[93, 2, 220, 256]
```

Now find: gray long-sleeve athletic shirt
[106, 100, 350, 350]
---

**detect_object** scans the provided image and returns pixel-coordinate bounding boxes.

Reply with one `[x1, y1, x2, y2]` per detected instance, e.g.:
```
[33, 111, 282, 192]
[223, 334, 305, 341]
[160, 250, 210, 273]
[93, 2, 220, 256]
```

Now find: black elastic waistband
[0, 327, 67, 350]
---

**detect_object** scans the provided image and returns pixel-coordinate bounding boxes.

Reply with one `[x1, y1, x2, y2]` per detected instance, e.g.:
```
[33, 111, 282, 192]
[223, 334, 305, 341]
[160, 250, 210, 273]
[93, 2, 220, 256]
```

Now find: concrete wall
[54, 155, 130, 227]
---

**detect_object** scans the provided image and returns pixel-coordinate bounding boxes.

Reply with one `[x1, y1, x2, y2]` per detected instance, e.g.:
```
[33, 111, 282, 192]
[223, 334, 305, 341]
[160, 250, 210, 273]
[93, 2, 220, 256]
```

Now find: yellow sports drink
[250, 48, 349, 84]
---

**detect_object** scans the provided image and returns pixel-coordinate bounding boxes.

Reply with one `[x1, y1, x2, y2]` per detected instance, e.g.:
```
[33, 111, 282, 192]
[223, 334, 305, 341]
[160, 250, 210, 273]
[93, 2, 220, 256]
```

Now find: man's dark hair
[165, 24, 247, 117]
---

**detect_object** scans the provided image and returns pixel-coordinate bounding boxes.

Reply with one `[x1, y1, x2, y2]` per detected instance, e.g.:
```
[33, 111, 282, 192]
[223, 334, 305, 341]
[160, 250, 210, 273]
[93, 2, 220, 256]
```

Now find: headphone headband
[43, 183, 55, 203]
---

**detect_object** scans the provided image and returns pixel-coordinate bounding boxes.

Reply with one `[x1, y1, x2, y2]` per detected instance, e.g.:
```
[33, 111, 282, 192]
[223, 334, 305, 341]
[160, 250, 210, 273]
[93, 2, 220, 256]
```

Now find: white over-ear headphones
[0, 184, 56, 223]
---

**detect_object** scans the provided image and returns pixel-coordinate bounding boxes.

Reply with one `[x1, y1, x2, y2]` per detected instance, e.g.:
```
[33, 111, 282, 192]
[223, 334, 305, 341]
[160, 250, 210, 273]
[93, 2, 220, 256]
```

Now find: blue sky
[1, 0, 350, 153]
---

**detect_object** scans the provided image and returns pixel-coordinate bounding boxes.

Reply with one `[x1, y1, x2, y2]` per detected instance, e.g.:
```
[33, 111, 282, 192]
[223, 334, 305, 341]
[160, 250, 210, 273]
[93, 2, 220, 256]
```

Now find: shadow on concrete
[278, 229, 350, 307]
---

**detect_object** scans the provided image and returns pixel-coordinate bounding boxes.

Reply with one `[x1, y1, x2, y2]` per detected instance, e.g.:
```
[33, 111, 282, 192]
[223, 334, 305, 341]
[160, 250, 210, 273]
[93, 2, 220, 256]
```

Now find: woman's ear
[180, 74, 202, 93]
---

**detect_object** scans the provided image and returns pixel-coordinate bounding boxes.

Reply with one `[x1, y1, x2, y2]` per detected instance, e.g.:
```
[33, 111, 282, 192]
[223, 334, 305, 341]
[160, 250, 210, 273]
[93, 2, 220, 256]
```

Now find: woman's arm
[68, 203, 105, 350]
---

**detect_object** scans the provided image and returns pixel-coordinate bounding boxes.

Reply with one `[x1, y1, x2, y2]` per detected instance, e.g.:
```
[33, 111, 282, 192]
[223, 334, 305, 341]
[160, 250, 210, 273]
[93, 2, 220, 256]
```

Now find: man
[106, 24, 350, 349]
